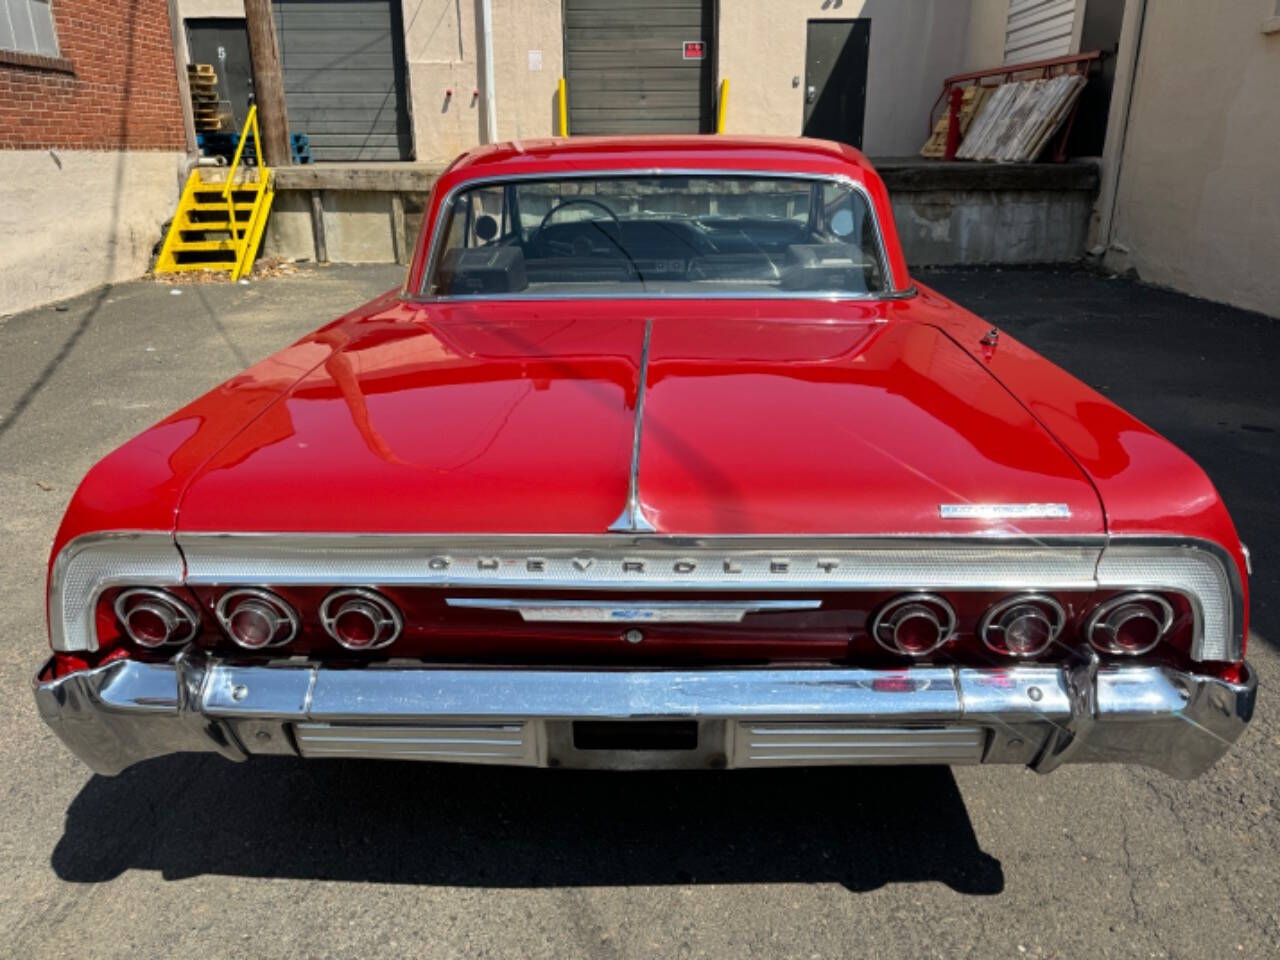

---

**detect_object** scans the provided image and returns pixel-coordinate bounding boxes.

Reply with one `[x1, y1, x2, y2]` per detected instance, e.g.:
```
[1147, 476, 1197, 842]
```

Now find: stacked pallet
[955, 74, 1087, 163]
[920, 85, 994, 159]
[187, 64, 229, 133]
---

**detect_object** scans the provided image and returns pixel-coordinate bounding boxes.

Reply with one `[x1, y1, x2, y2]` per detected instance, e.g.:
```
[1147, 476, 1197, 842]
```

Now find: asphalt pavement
[1, 263, 1276, 959]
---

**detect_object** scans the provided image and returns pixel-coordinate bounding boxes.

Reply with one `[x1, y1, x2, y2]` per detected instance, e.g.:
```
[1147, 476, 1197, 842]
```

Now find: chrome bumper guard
[33, 655, 1256, 779]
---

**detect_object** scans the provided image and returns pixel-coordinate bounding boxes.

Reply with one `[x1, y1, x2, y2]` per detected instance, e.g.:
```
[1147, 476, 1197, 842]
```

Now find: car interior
[427, 178, 888, 297]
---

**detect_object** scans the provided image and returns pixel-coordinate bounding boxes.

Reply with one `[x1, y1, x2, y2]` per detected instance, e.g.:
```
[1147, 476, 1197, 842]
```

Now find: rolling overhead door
[564, 0, 714, 135]
[1004, 0, 1079, 65]
[273, 0, 412, 160]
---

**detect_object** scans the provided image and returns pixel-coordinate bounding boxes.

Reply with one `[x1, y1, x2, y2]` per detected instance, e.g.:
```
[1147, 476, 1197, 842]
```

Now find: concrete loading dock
[241, 157, 1098, 269]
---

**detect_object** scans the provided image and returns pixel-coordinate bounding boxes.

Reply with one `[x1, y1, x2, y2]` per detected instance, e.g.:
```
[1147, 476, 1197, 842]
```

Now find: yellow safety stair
[156, 105, 275, 281]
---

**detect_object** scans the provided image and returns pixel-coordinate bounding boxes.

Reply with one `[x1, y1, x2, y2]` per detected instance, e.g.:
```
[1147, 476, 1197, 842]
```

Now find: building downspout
[1093, 0, 1149, 259]
[478, 0, 499, 143]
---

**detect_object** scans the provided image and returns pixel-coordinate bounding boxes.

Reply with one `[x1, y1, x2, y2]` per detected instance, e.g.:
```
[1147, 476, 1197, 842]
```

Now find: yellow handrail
[716, 78, 729, 133]
[557, 77, 569, 137]
[222, 104, 264, 244]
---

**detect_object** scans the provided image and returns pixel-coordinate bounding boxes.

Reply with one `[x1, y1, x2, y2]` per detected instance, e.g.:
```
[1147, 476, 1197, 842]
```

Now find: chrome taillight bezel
[870, 593, 957, 658]
[979, 593, 1067, 659]
[1085, 592, 1175, 656]
[320, 587, 403, 651]
[214, 588, 299, 650]
[112, 587, 200, 648]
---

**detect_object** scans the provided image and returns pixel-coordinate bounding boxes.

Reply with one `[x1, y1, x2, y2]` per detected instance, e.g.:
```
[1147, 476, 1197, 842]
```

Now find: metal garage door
[564, 0, 714, 135]
[1004, 0, 1079, 65]
[273, 0, 411, 160]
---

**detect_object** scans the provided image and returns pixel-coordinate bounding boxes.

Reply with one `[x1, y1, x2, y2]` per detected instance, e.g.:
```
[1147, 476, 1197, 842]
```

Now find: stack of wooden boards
[922, 73, 1088, 163]
[920, 85, 994, 159]
[187, 64, 232, 133]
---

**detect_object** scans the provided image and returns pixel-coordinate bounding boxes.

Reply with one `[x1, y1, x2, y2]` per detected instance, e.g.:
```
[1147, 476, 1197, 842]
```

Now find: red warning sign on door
[683, 40, 706, 60]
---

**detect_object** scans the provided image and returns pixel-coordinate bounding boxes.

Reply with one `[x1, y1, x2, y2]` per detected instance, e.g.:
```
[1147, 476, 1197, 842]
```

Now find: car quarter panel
[903, 284, 1249, 638]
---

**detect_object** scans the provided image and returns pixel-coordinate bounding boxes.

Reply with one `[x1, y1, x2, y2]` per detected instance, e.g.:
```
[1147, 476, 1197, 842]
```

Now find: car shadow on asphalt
[51, 755, 1003, 895]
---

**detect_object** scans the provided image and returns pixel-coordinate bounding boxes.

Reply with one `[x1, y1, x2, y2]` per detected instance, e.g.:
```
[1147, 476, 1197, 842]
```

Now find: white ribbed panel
[1004, 0, 1078, 65]
[733, 724, 984, 767]
[295, 722, 537, 765]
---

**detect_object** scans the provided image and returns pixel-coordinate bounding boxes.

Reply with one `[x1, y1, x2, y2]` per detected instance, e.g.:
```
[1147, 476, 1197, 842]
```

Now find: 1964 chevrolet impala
[34, 137, 1255, 778]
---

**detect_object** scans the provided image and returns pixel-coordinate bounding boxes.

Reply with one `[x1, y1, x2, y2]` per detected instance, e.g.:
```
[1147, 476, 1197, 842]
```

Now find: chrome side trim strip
[444, 597, 823, 622]
[608, 317, 656, 533]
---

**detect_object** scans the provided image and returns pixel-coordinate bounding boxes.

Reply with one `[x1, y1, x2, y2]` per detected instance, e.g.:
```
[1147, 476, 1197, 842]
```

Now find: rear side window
[424, 175, 887, 298]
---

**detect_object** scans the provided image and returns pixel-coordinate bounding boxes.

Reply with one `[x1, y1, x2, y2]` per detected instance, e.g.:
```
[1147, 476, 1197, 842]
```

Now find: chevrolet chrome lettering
[34, 137, 1254, 781]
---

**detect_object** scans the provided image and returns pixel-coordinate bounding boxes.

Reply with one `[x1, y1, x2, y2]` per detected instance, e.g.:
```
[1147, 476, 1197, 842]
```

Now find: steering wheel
[529, 197, 622, 253]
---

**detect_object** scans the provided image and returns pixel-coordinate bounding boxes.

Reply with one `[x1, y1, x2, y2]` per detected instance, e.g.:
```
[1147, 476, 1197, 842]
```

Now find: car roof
[442, 135, 878, 183]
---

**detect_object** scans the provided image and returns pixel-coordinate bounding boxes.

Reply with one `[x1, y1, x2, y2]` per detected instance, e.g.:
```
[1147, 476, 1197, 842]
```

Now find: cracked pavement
[0, 264, 1275, 959]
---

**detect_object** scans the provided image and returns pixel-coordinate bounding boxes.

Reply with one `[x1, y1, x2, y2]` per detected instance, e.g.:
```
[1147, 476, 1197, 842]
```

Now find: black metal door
[802, 19, 870, 148]
[564, 0, 714, 134]
[186, 18, 255, 129]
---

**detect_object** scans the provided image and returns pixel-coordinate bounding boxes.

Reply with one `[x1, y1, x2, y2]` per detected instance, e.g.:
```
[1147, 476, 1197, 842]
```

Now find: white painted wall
[0, 150, 184, 316]
[1104, 1, 1280, 316]
[718, 0, 975, 156]
[965, 0, 1010, 70]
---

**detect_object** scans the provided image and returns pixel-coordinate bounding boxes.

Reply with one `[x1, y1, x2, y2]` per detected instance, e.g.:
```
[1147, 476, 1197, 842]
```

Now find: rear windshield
[422, 175, 888, 298]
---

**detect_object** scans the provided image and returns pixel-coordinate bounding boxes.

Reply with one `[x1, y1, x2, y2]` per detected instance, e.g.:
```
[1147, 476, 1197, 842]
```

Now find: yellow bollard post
[558, 77, 569, 137]
[716, 78, 729, 134]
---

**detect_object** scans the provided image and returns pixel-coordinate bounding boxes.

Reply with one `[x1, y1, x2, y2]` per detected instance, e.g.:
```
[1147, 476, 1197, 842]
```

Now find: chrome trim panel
[940, 503, 1071, 520]
[1097, 540, 1242, 661]
[53, 532, 1244, 663]
[296, 722, 538, 765]
[414, 168, 908, 299]
[731, 723, 985, 767]
[608, 317, 656, 533]
[177, 534, 1106, 591]
[443, 597, 823, 622]
[49, 532, 184, 653]
[34, 657, 1256, 779]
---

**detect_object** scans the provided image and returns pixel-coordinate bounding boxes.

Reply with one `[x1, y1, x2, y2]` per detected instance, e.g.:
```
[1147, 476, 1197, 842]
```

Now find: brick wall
[0, 0, 186, 150]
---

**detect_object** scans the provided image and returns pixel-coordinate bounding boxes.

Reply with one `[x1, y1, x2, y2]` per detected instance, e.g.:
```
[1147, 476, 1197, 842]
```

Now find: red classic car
[35, 137, 1255, 779]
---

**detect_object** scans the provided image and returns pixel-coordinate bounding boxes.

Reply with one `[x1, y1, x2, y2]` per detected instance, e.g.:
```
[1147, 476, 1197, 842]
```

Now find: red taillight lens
[321, 588, 402, 651]
[871, 594, 955, 657]
[1086, 593, 1174, 656]
[215, 589, 298, 650]
[113, 588, 200, 648]
[980, 594, 1065, 658]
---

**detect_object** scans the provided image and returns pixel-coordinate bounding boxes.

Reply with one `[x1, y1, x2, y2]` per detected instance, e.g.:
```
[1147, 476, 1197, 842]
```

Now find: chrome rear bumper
[33, 655, 1256, 779]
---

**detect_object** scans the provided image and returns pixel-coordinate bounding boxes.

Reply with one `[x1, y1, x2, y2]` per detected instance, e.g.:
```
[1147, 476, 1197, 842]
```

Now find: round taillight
[871, 594, 956, 657]
[1086, 593, 1174, 656]
[980, 594, 1066, 658]
[215, 588, 298, 650]
[113, 588, 200, 648]
[320, 588, 402, 651]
